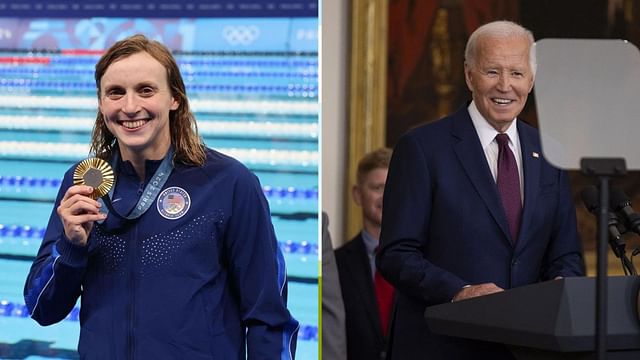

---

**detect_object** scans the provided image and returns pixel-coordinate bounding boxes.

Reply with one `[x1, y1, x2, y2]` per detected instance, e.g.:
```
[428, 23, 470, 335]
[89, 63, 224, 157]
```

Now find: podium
[424, 277, 640, 360]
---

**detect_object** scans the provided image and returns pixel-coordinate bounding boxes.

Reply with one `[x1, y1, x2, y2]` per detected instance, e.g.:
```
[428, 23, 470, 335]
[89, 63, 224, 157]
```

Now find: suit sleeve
[225, 165, 299, 359]
[377, 133, 468, 305]
[539, 170, 585, 279]
[24, 169, 86, 326]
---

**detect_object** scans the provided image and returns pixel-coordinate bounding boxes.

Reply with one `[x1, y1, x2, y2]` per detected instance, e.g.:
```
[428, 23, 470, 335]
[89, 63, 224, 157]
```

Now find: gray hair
[464, 20, 537, 77]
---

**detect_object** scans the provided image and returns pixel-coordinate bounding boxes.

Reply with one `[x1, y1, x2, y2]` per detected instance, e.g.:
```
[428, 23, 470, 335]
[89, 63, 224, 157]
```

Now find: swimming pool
[0, 21, 318, 359]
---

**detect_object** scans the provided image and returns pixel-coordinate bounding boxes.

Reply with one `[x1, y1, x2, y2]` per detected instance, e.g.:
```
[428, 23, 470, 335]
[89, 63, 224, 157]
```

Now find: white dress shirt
[468, 101, 524, 202]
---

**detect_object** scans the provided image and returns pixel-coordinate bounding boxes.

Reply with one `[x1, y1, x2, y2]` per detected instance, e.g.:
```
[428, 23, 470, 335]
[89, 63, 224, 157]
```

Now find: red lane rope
[0, 57, 50, 64]
[60, 49, 104, 56]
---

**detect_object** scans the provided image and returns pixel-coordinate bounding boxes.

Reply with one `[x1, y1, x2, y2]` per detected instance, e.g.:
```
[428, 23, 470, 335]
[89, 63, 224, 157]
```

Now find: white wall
[320, 0, 348, 248]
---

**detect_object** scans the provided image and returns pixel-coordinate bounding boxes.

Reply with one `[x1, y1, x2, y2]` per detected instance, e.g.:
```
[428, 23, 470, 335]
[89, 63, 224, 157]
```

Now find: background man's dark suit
[335, 233, 387, 360]
[377, 106, 584, 359]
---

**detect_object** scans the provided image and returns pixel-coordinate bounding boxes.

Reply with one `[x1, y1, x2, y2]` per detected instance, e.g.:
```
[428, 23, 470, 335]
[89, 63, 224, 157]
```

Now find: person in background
[24, 34, 298, 359]
[336, 147, 393, 360]
[377, 21, 584, 359]
[321, 212, 347, 360]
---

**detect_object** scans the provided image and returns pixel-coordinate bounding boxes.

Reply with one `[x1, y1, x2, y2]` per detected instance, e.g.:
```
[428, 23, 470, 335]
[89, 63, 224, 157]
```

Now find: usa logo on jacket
[157, 187, 191, 220]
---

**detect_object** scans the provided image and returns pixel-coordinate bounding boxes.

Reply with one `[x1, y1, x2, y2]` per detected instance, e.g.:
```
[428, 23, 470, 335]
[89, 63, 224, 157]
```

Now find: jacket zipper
[127, 181, 144, 359]
[128, 223, 138, 359]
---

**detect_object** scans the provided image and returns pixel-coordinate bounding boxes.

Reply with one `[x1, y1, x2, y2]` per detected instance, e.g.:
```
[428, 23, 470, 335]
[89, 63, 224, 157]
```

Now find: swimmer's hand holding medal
[73, 157, 115, 200]
[61, 157, 115, 247]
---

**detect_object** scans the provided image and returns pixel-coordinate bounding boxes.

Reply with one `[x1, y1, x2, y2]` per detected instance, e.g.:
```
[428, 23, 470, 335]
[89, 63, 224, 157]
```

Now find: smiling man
[376, 21, 584, 359]
[24, 34, 298, 359]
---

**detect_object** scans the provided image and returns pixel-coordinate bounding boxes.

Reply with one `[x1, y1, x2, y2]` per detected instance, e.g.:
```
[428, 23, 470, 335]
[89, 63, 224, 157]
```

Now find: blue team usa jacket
[24, 148, 299, 359]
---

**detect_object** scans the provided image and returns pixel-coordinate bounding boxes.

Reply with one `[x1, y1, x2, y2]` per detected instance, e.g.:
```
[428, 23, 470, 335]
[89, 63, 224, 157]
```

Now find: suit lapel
[452, 109, 511, 242]
[515, 124, 541, 249]
[349, 235, 384, 339]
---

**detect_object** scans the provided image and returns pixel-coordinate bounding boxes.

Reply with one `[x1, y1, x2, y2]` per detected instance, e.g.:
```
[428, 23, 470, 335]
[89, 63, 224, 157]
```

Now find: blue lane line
[0, 68, 317, 79]
[0, 175, 318, 199]
[0, 80, 318, 97]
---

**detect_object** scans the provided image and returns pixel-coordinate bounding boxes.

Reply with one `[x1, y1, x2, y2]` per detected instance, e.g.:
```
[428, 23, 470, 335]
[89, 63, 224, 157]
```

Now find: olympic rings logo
[222, 25, 260, 46]
[0, 27, 11, 40]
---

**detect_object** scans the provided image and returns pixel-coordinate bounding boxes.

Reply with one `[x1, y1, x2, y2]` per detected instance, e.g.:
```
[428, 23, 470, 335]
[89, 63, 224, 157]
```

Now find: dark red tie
[374, 270, 394, 336]
[496, 133, 522, 243]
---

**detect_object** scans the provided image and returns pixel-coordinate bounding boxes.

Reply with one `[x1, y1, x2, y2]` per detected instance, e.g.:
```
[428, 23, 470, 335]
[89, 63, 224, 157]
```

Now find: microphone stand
[608, 232, 637, 276]
[620, 230, 640, 276]
[622, 254, 637, 275]
[581, 157, 627, 360]
[609, 189, 640, 275]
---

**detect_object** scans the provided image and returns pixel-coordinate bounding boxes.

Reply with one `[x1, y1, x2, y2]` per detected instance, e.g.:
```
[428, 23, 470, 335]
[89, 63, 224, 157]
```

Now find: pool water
[0, 35, 318, 359]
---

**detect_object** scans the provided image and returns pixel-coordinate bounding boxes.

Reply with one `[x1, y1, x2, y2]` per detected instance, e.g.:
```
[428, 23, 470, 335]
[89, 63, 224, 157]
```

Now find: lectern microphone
[580, 186, 627, 258]
[610, 187, 640, 236]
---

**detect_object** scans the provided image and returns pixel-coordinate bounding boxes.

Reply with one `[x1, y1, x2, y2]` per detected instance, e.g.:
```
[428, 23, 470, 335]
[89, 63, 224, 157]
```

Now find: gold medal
[73, 158, 115, 199]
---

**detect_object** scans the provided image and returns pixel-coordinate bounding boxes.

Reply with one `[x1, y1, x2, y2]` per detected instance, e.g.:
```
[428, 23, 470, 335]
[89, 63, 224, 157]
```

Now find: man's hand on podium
[452, 283, 504, 302]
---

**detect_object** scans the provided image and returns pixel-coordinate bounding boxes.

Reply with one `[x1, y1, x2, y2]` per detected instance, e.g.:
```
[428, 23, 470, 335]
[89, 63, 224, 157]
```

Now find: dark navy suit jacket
[335, 233, 388, 360]
[377, 106, 584, 360]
